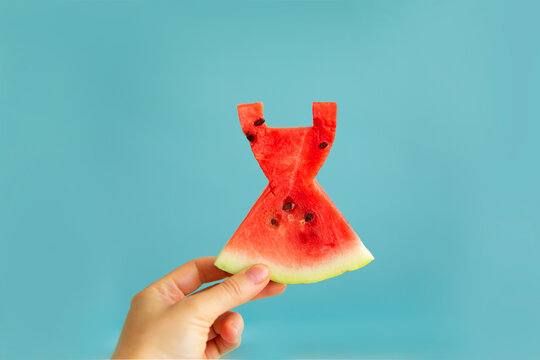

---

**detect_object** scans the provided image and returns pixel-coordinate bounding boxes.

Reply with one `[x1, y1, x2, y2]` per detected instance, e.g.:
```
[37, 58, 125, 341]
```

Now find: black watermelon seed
[246, 132, 256, 142]
[254, 118, 265, 126]
[283, 202, 295, 211]
[305, 213, 314, 222]
[270, 218, 279, 227]
[318, 141, 329, 149]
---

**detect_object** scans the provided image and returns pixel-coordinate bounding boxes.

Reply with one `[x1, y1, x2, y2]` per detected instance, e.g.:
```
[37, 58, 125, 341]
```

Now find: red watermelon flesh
[215, 102, 373, 284]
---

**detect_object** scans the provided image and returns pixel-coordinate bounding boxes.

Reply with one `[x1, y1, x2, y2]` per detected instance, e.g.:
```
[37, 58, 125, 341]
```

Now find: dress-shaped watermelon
[215, 102, 373, 284]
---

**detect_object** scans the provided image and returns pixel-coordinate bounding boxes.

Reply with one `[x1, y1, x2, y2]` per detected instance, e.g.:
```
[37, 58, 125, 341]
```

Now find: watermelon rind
[214, 241, 374, 284]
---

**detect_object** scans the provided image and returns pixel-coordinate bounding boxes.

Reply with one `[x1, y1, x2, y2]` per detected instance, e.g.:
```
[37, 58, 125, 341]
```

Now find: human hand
[112, 257, 286, 359]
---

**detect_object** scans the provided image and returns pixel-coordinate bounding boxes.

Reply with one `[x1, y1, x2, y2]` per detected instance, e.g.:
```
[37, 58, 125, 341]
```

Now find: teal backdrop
[1, 1, 539, 359]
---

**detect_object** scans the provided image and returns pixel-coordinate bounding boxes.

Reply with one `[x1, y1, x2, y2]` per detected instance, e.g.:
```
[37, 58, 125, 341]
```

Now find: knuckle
[221, 278, 244, 299]
[130, 291, 147, 307]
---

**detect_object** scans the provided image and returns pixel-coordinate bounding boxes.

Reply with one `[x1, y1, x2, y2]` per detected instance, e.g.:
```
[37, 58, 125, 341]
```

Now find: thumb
[183, 264, 270, 322]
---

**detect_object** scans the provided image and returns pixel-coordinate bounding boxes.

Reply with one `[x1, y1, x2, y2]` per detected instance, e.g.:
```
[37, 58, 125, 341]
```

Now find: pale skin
[112, 257, 286, 359]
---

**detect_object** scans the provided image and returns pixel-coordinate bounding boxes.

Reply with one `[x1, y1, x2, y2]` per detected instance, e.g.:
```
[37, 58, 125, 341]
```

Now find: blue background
[1, 1, 539, 359]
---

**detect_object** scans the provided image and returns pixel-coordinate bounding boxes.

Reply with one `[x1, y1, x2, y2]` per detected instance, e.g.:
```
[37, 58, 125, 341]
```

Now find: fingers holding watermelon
[182, 264, 275, 321]
[113, 257, 285, 359]
[251, 279, 287, 301]
[148, 256, 229, 303]
[191, 276, 286, 302]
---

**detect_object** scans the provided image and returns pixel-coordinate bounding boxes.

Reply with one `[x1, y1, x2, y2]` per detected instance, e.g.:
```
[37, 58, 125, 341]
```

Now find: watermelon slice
[215, 102, 374, 284]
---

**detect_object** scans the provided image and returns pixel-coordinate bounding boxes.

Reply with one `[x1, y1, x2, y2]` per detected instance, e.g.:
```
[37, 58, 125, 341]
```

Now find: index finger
[150, 257, 229, 301]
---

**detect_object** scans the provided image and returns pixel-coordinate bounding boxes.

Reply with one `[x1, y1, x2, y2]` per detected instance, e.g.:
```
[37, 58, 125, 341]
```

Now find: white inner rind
[215, 243, 374, 284]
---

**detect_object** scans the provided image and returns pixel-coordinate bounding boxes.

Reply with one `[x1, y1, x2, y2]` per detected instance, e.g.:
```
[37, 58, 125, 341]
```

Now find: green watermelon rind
[214, 243, 374, 284]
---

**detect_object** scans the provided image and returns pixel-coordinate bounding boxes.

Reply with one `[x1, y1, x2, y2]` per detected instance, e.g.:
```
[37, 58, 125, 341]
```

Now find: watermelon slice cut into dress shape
[215, 102, 374, 284]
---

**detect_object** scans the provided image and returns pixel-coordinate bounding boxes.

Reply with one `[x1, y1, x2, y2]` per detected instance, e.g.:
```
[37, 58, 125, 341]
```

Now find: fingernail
[246, 265, 269, 284]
